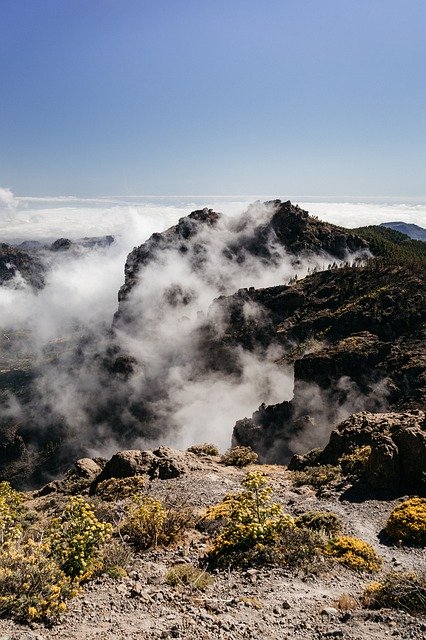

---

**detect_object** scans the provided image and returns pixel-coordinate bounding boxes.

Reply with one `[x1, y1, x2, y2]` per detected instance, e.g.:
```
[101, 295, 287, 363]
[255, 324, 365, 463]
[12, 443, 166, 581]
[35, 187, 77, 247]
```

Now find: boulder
[74, 458, 102, 479]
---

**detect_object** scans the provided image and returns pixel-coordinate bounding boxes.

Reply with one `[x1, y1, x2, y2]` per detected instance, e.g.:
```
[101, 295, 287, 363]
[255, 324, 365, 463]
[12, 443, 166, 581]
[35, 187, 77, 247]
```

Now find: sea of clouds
[0, 188, 425, 465]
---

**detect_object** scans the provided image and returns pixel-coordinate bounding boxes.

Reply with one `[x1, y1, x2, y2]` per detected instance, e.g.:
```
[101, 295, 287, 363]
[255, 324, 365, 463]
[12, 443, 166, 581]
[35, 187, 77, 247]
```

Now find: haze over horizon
[1, 0, 425, 197]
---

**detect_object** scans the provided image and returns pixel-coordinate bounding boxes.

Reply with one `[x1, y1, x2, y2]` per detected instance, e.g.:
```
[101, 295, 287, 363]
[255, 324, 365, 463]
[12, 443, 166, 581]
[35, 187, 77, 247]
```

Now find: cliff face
[0, 243, 45, 289]
[228, 264, 425, 462]
[114, 200, 369, 326]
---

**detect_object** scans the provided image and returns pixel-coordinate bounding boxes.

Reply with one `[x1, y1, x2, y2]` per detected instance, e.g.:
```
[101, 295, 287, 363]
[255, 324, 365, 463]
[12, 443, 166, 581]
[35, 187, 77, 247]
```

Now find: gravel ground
[0, 461, 424, 640]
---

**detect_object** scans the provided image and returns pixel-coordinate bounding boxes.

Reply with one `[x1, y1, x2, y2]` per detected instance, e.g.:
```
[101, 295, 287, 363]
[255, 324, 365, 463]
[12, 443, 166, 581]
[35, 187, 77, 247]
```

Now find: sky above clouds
[0, 0, 425, 197]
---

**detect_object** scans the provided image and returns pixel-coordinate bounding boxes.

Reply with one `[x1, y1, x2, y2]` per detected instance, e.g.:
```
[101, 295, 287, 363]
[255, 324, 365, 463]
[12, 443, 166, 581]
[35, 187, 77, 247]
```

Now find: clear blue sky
[1, 0, 425, 196]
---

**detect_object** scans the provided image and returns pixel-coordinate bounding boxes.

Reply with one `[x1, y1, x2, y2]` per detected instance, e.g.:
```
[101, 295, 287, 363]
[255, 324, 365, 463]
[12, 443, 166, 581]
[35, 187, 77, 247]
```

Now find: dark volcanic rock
[0, 243, 45, 289]
[50, 238, 73, 251]
[229, 264, 425, 462]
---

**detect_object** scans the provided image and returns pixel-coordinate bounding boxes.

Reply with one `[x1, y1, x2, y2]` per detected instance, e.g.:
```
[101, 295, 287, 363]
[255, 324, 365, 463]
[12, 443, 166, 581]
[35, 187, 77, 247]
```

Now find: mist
[0, 190, 421, 476]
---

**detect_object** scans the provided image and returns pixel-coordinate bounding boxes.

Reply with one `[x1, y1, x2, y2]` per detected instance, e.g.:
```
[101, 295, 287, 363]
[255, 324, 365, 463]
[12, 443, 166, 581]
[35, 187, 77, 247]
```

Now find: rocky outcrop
[230, 264, 425, 462]
[90, 446, 203, 493]
[0, 243, 45, 289]
[290, 410, 425, 492]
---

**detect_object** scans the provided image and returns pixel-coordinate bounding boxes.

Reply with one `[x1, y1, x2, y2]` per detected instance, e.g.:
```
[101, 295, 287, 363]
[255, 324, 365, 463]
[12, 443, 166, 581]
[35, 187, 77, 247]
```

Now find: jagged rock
[74, 458, 102, 479]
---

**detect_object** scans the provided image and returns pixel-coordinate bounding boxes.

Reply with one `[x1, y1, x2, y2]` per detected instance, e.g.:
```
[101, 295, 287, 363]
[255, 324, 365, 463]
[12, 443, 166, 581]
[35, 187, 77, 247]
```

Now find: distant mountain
[380, 221, 426, 241]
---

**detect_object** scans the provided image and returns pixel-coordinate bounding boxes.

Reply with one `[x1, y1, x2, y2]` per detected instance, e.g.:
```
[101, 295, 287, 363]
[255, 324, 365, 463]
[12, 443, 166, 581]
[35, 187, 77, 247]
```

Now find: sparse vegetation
[165, 564, 213, 591]
[291, 465, 341, 489]
[187, 443, 219, 456]
[220, 445, 258, 467]
[326, 535, 382, 573]
[384, 497, 426, 546]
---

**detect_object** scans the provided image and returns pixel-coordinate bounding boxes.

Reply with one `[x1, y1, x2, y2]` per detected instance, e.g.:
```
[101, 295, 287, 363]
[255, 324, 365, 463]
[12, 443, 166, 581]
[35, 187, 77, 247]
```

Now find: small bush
[326, 535, 382, 573]
[0, 481, 25, 543]
[291, 465, 341, 489]
[384, 497, 426, 547]
[295, 511, 342, 537]
[187, 443, 219, 456]
[96, 475, 147, 501]
[335, 593, 359, 611]
[101, 539, 135, 579]
[220, 446, 258, 467]
[339, 446, 371, 477]
[205, 471, 294, 568]
[0, 539, 76, 622]
[165, 564, 213, 591]
[363, 571, 426, 613]
[50, 496, 113, 580]
[122, 496, 194, 550]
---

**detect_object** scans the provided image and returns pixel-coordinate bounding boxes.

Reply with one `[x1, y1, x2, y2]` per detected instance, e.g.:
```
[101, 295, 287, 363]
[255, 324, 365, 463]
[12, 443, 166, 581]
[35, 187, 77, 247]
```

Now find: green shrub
[49, 496, 113, 580]
[339, 446, 371, 477]
[295, 511, 342, 537]
[0, 481, 25, 543]
[291, 465, 341, 489]
[384, 497, 426, 546]
[326, 535, 382, 573]
[0, 539, 76, 622]
[220, 446, 258, 467]
[363, 571, 426, 613]
[122, 496, 194, 550]
[205, 471, 294, 568]
[187, 443, 219, 456]
[96, 475, 147, 501]
[165, 564, 213, 591]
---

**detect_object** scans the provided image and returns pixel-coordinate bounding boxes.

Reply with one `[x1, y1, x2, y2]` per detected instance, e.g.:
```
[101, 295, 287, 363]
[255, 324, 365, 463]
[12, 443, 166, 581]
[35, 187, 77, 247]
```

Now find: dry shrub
[384, 497, 426, 547]
[295, 511, 343, 537]
[326, 535, 382, 573]
[101, 539, 135, 579]
[165, 564, 213, 591]
[187, 443, 219, 456]
[95, 475, 147, 501]
[335, 593, 359, 611]
[363, 571, 426, 613]
[0, 481, 25, 543]
[220, 446, 258, 467]
[122, 496, 194, 550]
[0, 539, 76, 623]
[291, 465, 341, 489]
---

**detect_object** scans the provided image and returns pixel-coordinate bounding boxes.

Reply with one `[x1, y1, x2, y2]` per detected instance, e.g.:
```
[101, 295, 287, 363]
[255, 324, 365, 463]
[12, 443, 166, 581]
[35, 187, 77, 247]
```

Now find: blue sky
[1, 0, 425, 196]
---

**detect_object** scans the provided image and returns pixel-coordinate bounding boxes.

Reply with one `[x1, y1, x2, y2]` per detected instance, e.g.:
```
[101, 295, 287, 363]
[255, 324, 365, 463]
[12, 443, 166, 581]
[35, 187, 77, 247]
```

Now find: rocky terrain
[0, 243, 45, 289]
[0, 426, 425, 639]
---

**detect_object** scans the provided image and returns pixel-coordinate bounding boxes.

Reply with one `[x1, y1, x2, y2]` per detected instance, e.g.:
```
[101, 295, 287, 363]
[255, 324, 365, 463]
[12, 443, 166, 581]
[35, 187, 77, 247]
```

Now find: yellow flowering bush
[339, 446, 371, 477]
[205, 471, 294, 567]
[0, 481, 24, 544]
[0, 539, 76, 622]
[384, 497, 426, 546]
[363, 571, 426, 613]
[326, 535, 382, 572]
[50, 496, 113, 580]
